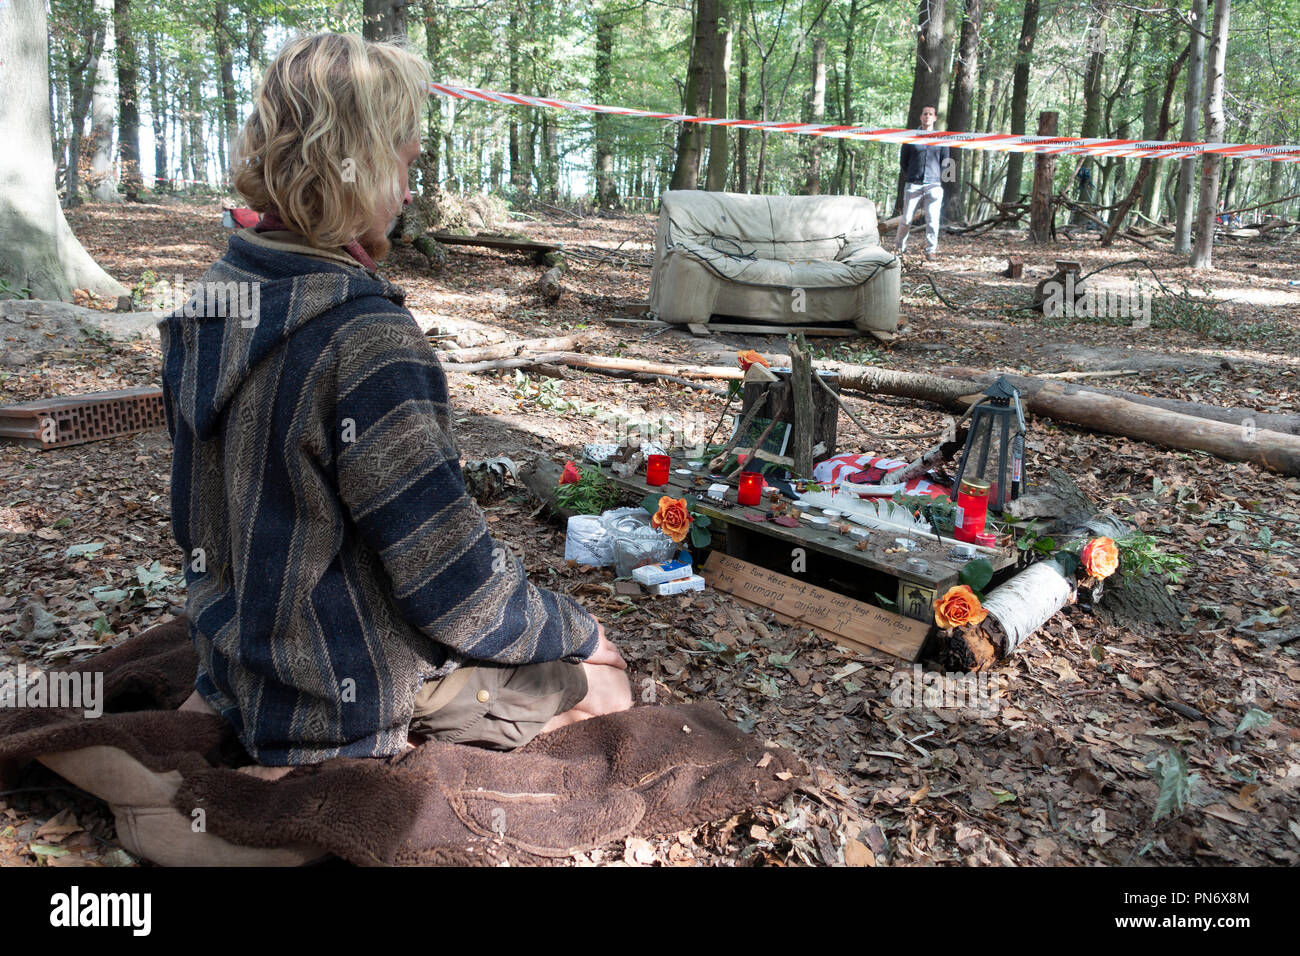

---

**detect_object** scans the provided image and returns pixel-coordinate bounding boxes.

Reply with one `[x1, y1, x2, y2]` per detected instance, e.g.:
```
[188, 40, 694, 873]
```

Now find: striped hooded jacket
[158, 229, 599, 765]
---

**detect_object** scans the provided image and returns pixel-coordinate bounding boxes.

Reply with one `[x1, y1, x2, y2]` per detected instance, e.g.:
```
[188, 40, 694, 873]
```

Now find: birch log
[979, 559, 1075, 657]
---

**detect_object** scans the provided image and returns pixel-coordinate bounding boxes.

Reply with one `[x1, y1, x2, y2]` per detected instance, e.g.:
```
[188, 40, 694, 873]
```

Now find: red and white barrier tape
[429, 81, 1300, 164]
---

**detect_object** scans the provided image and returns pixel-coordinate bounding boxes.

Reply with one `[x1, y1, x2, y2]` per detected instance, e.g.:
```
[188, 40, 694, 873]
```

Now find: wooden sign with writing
[702, 552, 931, 662]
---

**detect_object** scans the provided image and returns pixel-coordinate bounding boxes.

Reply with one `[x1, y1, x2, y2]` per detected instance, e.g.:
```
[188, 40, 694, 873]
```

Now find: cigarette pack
[632, 557, 694, 586]
[648, 574, 706, 596]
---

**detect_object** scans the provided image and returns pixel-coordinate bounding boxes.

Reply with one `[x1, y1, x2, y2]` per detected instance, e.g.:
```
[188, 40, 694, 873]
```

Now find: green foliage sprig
[555, 466, 618, 514]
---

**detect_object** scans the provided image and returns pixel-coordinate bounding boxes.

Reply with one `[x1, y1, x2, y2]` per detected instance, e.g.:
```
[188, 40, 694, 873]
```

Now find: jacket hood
[158, 231, 405, 440]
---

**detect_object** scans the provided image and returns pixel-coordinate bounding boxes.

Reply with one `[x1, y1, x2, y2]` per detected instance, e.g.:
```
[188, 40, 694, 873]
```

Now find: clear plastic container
[600, 507, 652, 535]
[612, 526, 677, 578]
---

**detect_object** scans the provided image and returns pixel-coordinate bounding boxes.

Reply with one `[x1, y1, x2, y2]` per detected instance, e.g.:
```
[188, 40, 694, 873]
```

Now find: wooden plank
[429, 232, 563, 255]
[701, 552, 930, 662]
[703, 322, 858, 337]
[599, 316, 666, 327]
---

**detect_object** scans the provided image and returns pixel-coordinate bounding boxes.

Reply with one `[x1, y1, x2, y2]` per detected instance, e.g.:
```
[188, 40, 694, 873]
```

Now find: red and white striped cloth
[812, 454, 950, 501]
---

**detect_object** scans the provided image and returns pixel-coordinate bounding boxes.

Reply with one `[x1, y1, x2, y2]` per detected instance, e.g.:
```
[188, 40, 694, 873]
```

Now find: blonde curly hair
[233, 33, 430, 250]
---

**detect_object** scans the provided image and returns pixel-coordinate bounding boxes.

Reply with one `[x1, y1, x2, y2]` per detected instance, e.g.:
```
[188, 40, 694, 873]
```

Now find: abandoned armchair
[158, 32, 631, 769]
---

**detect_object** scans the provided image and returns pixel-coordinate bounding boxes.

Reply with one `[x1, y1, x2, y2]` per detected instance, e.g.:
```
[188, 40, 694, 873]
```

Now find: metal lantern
[951, 376, 1026, 514]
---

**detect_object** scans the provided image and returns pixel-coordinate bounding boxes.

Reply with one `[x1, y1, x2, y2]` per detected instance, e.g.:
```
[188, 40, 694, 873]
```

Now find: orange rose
[737, 350, 770, 372]
[1080, 537, 1119, 579]
[651, 496, 693, 543]
[933, 585, 989, 630]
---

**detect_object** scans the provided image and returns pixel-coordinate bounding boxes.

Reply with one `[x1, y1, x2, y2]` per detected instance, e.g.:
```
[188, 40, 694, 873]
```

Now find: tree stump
[538, 266, 564, 303]
[740, 368, 840, 468]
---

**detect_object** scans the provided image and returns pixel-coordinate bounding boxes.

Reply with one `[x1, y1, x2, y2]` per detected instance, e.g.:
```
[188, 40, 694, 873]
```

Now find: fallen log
[825, 364, 985, 409]
[450, 351, 1300, 474]
[1219, 192, 1300, 219]
[1027, 382, 1300, 475]
[538, 266, 564, 302]
[518, 459, 577, 519]
[412, 235, 448, 268]
[836, 363, 1300, 475]
[437, 332, 595, 363]
[1132, 211, 1175, 236]
[940, 366, 1300, 437]
[443, 350, 747, 380]
[1056, 196, 1162, 250]
[431, 231, 562, 264]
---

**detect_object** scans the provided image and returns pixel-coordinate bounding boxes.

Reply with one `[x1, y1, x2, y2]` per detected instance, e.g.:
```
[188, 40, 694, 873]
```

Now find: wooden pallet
[603, 463, 1017, 641]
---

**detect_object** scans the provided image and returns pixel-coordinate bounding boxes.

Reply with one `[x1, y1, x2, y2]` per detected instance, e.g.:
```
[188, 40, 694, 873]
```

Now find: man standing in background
[895, 105, 950, 261]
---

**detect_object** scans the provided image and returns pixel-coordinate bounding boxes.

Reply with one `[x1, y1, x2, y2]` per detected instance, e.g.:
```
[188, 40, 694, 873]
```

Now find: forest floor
[1, 196, 1298, 867]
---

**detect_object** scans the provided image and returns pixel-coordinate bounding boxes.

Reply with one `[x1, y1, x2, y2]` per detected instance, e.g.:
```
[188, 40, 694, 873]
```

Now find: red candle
[955, 478, 990, 543]
[646, 454, 670, 486]
[738, 471, 763, 506]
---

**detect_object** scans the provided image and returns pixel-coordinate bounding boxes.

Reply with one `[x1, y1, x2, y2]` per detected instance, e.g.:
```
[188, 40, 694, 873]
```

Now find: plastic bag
[564, 515, 614, 567]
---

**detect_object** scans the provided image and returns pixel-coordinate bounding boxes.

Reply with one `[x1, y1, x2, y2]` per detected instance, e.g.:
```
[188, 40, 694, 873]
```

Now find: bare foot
[539, 662, 633, 734]
[237, 765, 296, 781]
[178, 690, 219, 716]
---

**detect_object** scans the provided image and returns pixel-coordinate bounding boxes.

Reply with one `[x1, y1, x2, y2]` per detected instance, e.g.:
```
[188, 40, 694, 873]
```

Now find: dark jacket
[158, 229, 599, 765]
[900, 142, 951, 185]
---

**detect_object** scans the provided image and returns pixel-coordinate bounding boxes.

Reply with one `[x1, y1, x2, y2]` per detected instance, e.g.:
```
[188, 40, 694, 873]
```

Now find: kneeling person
[164, 32, 631, 767]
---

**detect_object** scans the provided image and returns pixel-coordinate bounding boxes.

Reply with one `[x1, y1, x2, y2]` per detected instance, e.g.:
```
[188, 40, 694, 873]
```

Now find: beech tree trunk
[1028, 111, 1057, 242]
[1174, 0, 1208, 255]
[944, 0, 981, 222]
[113, 0, 141, 200]
[214, 0, 238, 181]
[897, 0, 947, 214]
[146, 30, 167, 189]
[507, 5, 527, 192]
[1001, 0, 1038, 205]
[735, 35, 749, 192]
[593, 10, 618, 207]
[1100, 41, 1187, 247]
[800, 37, 826, 195]
[670, 0, 716, 190]
[831, 0, 859, 194]
[64, 20, 107, 208]
[363, 0, 410, 40]
[89, 0, 122, 203]
[706, 9, 732, 193]
[0, 0, 128, 299]
[1191, 0, 1231, 270]
[185, 60, 206, 185]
